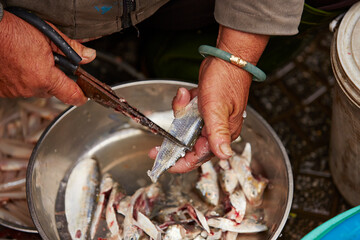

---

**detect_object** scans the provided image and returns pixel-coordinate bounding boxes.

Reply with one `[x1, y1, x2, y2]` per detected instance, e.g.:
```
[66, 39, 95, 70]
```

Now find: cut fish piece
[90, 173, 114, 240]
[207, 217, 268, 233]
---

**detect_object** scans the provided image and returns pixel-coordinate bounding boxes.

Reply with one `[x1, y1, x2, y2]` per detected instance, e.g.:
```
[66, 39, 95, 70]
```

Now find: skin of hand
[149, 25, 269, 173]
[0, 10, 96, 105]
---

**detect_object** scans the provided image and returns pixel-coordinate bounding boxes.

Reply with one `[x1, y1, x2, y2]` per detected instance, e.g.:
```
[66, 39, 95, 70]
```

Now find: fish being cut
[147, 97, 203, 183]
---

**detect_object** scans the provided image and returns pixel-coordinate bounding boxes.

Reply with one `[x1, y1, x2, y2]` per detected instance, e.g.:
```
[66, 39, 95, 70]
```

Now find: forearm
[215, 25, 269, 99]
[217, 25, 269, 69]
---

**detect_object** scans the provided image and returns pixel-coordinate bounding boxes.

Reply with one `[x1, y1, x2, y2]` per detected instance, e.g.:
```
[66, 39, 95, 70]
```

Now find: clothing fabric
[3, 0, 169, 39]
[3, 0, 304, 39]
[214, 0, 304, 35]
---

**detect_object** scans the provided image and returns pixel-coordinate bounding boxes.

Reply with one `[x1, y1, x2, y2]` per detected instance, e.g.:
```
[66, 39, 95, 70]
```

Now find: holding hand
[149, 26, 269, 173]
[0, 10, 96, 105]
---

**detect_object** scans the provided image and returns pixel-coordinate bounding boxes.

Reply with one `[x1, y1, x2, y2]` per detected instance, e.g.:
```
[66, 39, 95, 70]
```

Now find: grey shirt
[215, 0, 304, 35]
[2, 0, 303, 39]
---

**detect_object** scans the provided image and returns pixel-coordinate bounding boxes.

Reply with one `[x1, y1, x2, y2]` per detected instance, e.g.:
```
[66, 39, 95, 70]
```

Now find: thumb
[200, 101, 233, 160]
[48, 66, 88, 106]
[47, 22, 96, 64]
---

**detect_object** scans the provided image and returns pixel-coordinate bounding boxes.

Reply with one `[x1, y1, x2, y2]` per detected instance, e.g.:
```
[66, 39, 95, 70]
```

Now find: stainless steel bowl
[27, 80, 293, 240]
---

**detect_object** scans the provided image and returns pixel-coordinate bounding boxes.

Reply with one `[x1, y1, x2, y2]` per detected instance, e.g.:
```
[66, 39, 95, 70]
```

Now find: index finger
[168, 136, 212, 173]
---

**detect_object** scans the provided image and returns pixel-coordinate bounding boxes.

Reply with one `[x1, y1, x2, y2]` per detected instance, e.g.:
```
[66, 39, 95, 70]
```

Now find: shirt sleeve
[214, 0, 304, 36]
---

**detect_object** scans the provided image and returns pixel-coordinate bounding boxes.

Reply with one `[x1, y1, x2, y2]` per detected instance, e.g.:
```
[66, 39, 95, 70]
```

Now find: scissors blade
[75, 68, 188, 148]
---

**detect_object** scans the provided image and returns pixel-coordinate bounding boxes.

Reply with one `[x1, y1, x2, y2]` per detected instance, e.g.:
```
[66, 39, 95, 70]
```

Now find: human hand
[0, 10, 96, 105]
[149, 26, 269, 173]
[148, 87, 214, 173]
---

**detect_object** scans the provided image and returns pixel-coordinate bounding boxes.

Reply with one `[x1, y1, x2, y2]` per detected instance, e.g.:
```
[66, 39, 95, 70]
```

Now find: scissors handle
[53, 53, 78, 74]
[7, 7, 82, 66]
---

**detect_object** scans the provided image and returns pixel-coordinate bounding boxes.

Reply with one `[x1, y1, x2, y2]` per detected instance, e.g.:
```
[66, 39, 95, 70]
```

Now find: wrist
[216, 25, 269, 65]
[198, 45, 266, 82]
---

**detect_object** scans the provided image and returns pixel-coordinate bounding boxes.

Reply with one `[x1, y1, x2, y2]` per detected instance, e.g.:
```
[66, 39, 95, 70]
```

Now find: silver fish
[123, 188, 145, 240]
[106, 182, 126, 240]
[182, 204, 210, 234]
[164, 224, 201, 240]
[65, 158, 100, 240]
[207, 217, 268, 233]
[164, 224, 186, 240]
[0, 158, 28, 171]
[147, 97, 203, 183]
[116, 196, 131, 216]
[90, 173, 114, 240]
[225, 190, 246, 223]
[218, 160, 238, 195]
[134, 211, 161, 240]
[196, 161, 219, 206]
[0, 177, 26, 192]
[229, 143, 268, 206]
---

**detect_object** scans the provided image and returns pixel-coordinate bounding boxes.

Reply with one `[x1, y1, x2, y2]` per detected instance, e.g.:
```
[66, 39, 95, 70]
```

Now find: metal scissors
[8, 7, 187, 148]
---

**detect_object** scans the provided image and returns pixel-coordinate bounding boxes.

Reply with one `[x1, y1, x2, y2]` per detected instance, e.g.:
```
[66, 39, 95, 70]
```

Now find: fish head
[243, 179, 268, 206]
[197, 180, 219, 206]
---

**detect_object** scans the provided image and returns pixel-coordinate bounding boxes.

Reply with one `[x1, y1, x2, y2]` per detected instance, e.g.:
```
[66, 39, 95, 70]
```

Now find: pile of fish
[0, 98, 68, 227]
[56, 142, 269, 240]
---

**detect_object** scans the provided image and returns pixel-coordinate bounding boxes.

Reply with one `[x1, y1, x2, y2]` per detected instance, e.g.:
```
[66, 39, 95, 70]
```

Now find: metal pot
[27, 80, 293, 239]
[329, 2, 360, 206]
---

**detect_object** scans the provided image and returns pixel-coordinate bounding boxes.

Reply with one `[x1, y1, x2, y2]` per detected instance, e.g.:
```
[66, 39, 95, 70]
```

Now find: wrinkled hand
[148, 87, 213, 173]
[149, 26, 269, 173]
[0, 11, 96, 105]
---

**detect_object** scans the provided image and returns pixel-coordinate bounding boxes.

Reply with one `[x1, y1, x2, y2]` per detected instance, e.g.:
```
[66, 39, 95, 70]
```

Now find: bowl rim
[26, 79, 293, 240]
[0, 218, 37, 233]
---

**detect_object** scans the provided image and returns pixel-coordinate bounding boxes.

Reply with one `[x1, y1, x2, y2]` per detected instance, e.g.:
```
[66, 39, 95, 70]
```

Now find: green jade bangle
[198, 45, 266, 82]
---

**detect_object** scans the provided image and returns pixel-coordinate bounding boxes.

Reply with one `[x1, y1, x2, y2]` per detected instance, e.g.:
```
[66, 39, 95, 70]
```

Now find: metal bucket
[330, 2, 360, 206]
[27, 80, 293, 239]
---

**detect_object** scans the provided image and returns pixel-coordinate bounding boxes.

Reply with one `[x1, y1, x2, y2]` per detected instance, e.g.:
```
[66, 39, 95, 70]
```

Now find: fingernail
[220, 143, 233, 157]
[175, 88, 184, 101]
[83, 48, 96, 59]
[74, 99, 88, 106]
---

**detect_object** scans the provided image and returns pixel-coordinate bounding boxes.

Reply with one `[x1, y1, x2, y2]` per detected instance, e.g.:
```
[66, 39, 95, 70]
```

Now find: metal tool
[8, 7, 187, 148]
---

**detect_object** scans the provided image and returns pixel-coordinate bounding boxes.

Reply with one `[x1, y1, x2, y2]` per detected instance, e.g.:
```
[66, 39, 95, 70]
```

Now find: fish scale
[147, 97, 203, 183]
